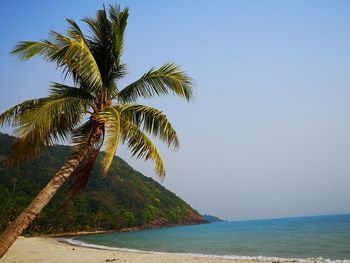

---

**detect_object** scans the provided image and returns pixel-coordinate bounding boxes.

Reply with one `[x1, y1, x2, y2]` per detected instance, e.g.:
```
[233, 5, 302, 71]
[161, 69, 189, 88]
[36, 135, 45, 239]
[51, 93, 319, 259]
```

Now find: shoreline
[34, 220, 209, 238]
[60, 237, 318, 262]
[1, 236, 314, 263]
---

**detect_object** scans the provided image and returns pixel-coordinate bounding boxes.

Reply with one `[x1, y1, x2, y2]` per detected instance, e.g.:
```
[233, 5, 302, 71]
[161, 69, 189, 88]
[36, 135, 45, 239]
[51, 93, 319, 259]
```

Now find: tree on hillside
[0, 4, 193, 257]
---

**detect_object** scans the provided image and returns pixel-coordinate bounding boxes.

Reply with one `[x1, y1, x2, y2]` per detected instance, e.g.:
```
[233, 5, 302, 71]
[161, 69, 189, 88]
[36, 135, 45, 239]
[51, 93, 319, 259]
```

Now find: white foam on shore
[57, 238, 350, 263]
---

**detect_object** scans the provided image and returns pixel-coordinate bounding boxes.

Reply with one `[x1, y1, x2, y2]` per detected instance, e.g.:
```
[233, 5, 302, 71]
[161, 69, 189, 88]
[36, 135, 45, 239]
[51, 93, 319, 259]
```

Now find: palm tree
[0, 4, 193, 257]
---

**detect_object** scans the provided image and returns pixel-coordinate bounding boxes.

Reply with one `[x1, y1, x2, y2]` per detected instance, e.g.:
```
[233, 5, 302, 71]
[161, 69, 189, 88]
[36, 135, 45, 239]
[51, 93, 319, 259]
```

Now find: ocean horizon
[67, 213, 350, 262]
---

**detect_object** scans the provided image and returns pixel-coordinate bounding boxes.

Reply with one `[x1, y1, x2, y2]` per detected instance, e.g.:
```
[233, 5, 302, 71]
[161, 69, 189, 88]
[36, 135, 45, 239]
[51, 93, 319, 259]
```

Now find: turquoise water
[69, 214, 350, 261]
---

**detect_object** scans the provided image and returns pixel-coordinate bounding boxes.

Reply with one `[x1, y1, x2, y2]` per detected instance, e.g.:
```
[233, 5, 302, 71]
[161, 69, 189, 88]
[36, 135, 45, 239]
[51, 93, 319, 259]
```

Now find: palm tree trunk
[0, 144, 92, 258]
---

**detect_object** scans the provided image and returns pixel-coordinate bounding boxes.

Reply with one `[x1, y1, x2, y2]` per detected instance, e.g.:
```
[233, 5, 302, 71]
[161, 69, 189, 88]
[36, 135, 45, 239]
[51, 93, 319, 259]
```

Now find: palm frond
[18, 97, 87, 138]
[117, 63, 193, 103]
[49, 29, 104, 93]
[71, 120, 96, 146]
[115, 104, 179, 149]
[82, 8, 110, 45]
[94, 108, 120, 176]
[121, 118, 165, 178]
[11, 41, 59, 61]
[49, 82, 96, 104]
[108, 4, 129, 58]
[82, 6, 128, 98]
[0, 98, 50, 127]
[12, 24, 104, 94]
[10, 97, 88, 164]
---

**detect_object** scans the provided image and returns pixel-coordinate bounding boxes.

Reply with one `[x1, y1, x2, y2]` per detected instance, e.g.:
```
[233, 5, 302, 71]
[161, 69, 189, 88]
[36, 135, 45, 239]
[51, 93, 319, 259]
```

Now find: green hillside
[0, 133, 205, 234]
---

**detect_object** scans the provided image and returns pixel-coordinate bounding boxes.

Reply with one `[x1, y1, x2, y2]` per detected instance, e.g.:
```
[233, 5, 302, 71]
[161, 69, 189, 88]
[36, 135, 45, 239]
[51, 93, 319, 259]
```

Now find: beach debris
[105, 259, 118, 262]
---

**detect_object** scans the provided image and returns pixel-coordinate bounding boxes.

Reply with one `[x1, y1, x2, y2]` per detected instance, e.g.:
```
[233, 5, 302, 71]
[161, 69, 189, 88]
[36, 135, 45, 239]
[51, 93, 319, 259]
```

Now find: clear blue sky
[1, 0, 350, 220]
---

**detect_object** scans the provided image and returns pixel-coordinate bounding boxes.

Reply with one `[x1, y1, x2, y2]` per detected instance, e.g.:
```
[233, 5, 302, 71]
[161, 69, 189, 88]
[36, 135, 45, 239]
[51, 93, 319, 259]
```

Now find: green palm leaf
[11, 96, 90, 163]
[121, 118, 165, 178]
[82, 5, 128, 97]
[108, 4, 129, 58]
[16, 98, 84, 140]
[94, 108, 121, 176]
[49, 82, 96, 104]
[12, 27, 104, 94]
[0, 98, 50, 126]
[117, 63, 193, 103]
[53, 32, 104, 93]
[116, 104, 180, 149]
[11, 41, 59, 61]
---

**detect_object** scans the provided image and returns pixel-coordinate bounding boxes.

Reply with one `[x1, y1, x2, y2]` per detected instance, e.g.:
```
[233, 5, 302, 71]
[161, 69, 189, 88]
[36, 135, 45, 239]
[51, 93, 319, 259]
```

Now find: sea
[64, 214, 350, 262]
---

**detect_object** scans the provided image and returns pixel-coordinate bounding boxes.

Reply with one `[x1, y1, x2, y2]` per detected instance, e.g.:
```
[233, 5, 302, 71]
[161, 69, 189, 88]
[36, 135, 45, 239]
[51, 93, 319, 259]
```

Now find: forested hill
[0, 133, 206, 234]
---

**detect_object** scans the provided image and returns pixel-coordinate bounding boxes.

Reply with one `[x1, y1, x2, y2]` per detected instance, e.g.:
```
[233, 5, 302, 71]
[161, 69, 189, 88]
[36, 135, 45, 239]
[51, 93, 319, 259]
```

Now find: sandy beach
[1, 236, 305, 263]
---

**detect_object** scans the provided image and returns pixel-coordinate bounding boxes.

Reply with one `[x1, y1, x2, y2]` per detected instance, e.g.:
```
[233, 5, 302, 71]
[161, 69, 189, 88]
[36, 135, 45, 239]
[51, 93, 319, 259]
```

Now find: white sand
[1, 236, 304, 263]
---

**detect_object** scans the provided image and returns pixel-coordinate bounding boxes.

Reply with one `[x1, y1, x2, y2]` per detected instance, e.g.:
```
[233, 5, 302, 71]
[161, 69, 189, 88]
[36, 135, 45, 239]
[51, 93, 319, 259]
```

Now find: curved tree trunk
[0, 144, 92, 258]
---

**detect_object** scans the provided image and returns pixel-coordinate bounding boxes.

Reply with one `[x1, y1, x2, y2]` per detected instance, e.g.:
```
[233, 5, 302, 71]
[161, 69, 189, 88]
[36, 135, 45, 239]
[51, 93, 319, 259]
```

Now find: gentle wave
[58, 238, 350, 263]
